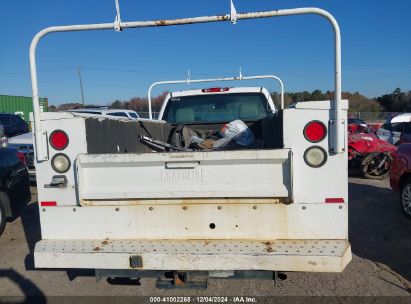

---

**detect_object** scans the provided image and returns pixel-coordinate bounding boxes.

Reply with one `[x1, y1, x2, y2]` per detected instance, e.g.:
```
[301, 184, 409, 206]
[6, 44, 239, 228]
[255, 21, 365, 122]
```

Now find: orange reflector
[40, 201, 57, 207]
[325, 198, 344, 203]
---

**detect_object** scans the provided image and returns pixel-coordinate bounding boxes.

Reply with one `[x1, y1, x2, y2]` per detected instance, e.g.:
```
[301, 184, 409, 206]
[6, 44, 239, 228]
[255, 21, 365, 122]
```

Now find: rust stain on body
[93, 246, 101, 251]
[156, 20, 167, 26]
[101, 238, 111, 245]
[217, 15, 230, 21]
[263, 241, 274, 252]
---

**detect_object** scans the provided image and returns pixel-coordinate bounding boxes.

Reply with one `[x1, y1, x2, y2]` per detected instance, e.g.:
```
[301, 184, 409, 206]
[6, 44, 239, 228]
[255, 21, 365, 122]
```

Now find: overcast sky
[0, 0, 410, 105]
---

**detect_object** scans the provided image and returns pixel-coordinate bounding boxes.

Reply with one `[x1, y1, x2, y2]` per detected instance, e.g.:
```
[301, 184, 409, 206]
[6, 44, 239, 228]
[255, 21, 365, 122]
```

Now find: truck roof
[170, 86, 268, 97]
[68, 108, 138, 115]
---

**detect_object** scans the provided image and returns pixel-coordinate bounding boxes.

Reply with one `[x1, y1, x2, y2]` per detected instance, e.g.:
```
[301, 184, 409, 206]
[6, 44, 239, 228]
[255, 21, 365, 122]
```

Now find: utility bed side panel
[32, 116, 87, 206]
[77, 149, 292, 200]
[85, 118, 172, 154]
[283, 102, 348, 204]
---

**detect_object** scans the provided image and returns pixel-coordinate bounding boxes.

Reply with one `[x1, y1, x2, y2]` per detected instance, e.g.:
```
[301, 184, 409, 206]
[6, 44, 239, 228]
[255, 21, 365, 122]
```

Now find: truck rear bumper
[35, 239, 351, 272]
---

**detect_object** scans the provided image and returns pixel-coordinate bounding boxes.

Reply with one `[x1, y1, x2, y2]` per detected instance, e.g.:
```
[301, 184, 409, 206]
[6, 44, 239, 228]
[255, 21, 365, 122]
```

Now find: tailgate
[76, 149, 292, 201]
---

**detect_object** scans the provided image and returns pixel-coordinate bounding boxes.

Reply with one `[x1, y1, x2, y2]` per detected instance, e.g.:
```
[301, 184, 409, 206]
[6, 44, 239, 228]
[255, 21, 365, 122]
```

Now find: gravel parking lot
[0, 178, 410, 299]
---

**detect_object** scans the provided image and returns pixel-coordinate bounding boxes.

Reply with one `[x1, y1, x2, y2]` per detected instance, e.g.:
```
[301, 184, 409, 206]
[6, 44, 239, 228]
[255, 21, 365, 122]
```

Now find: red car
[348, 123, 397, 179]
[390, 143, 411, 218]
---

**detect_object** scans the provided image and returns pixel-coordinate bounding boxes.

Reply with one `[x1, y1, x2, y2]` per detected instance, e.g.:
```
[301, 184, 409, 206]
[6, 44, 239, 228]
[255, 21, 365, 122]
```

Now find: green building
[0, 95, 48, 123]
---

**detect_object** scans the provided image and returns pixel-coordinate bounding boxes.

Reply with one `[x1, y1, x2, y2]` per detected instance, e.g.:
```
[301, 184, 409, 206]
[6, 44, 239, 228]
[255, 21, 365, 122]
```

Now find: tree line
[271, 90, 380, 112]
[272, 88, 411, 112]
[48, 92, 168, 115]
[49, 88, 411, 114]
[376, 88, 411, 112]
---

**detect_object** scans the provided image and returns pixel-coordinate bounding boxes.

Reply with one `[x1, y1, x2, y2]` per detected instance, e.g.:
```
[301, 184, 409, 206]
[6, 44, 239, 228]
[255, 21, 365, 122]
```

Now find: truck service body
[29, 4, 351, 284]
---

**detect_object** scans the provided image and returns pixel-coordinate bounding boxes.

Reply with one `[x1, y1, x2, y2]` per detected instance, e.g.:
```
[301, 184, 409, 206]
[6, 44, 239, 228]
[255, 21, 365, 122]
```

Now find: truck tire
[0, 192, 7, 236]
[400, 178, 411, 219]
[360, 152, 391, 180]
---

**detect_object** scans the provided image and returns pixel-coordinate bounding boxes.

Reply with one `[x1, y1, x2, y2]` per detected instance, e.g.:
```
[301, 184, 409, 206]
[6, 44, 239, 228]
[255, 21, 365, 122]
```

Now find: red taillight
[303, 121, 327, 143]
[201, 87, 230, 93]
[49, 130, 69, 150]
[325, 198, 345, 203]
[16, 151, 26, 165]
[40, 201, 57, 207]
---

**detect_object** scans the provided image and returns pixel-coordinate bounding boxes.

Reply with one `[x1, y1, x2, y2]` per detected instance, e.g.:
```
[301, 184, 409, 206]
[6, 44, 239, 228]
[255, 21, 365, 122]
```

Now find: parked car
[348, 118, 368, 128]
[348, 123, 397, 179]
[0, 121, 7, 146]
[67, 108, 140, 120]
[390, 143, 411, 219]
[0, 146, 31, 236]
[376, 121, 411, 145]
[7, 132, 35, 182]
[386, 113, 411, 124]
[0, 113, 29, 137]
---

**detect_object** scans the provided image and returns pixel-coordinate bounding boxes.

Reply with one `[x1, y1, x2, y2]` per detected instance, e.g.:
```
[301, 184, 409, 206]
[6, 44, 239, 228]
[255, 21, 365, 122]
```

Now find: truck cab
[158, 87, 276, 124]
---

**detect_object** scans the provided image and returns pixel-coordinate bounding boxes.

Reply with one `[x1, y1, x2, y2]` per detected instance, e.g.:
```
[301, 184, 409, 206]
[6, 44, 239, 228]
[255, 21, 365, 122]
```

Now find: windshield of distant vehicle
[0, 115, 15, 126]
[129, 112, 139, 119]
[162, 93, 270, 124]
[72, 110, 102, 115]
[348, 118, 366, 125]
[107, 112, 129, 118]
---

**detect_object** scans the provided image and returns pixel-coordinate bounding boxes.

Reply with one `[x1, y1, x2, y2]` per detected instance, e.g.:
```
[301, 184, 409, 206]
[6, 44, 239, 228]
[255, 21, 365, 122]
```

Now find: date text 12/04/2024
[149, 296, 257, 303]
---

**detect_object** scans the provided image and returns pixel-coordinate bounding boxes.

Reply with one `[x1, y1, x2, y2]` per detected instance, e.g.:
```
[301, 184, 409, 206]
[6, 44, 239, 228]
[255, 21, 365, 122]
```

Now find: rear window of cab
[162, 93, 270, 124]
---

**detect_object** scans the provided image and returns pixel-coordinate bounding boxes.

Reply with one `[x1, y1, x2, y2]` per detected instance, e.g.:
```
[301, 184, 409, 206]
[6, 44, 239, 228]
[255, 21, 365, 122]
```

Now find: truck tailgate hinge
[44, 175, 68, 188]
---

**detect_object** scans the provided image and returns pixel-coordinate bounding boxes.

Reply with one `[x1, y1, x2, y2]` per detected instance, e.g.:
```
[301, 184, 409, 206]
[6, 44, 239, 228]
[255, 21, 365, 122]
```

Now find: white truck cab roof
[170, 86, 271, 97]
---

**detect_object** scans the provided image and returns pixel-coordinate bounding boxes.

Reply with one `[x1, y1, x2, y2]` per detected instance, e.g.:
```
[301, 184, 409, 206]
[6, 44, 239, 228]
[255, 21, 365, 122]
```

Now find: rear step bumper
[35, 239, 352, 272]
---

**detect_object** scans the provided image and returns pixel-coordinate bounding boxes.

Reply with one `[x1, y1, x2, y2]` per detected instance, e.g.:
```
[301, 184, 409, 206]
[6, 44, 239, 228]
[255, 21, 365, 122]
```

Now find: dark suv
[0, 146, 31, 236]
[0, 113, 29, 138]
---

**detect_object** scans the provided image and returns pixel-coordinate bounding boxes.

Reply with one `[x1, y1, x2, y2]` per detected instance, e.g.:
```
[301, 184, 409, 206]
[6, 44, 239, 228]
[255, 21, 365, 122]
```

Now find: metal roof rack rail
[30, 5, 344, 161]
[147, 71, 285, 120]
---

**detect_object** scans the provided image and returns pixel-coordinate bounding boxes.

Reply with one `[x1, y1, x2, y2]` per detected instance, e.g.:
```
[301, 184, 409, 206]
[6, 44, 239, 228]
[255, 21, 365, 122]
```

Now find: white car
[377, 113, 411, 145]
[67, 108, 140, 120]
[387, 113, 411, 124]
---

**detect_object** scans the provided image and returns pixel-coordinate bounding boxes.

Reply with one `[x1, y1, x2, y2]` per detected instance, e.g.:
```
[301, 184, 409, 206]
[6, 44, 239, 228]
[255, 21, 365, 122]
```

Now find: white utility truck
[30, 4, 351, 287]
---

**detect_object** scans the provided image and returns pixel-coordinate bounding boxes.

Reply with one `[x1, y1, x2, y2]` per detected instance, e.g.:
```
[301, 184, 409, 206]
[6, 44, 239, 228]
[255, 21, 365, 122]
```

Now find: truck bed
[83, 113, 283, 154]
